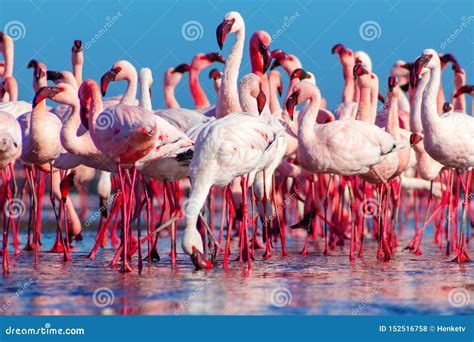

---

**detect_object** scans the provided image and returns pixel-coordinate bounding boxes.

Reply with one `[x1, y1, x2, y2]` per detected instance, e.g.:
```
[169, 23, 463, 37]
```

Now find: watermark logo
[440, 16, 474, 50]
[3, 21, 27, 41]
[181, 20, 204, 42]
[92, 287, 115, 308]
[448, 288, 470, 308]
[95, 112, 115, 131]
[359, 20, 382, 41]
[84, 11, 123, 50]
[271, 12, 300, 42]
[4, 198, 26, 218]
[358, 198, 381, 219]
[270, 287, 292, 307]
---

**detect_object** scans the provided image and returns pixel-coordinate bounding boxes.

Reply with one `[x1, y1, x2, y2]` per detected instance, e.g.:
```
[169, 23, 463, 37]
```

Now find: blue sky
[1, 0, 473, 109]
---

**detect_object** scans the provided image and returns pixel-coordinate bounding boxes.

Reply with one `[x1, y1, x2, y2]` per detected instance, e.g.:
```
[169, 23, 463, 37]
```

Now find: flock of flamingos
[0, 11, 473, 274]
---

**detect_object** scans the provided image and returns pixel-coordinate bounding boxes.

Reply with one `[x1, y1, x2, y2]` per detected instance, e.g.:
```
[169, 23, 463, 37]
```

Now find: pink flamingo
[412, 49, 474, 263]
[331, 44, 358, 119]
[0, 32, 14, 78]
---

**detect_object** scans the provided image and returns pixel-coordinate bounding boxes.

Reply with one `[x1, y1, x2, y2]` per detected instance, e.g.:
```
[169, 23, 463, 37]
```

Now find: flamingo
[412, 49, 474, 263]
[208, 68, 223, 94]
[183, 73, 285, 269]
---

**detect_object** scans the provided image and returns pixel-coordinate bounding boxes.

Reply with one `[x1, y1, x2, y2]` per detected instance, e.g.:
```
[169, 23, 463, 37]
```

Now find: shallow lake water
[1, 223, 472, 316]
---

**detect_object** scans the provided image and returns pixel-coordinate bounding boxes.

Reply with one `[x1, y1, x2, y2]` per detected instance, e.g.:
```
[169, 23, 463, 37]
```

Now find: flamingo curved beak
[32, 86, 62, 108]
[172, 63, 191, 74]
[80, 104, 90, 130]
[409, 133, 423, 146]
[286, 91, 299, 120]
[208, 68, 221, 80]
[454, 85, 473, 98]
[256, 84, 266, 115]
[378, 92, 386, 104]
[59, 171, 76, 203]
[331, 43, 347, 55]
[27, 60, 45, 83]
[388, 76, 398, 93]
[353, 63, 368, 80]
[290, 68, 311, 81]
[259, 42, 272, 73]
[191, 246, 213, 271]
[410, 54, 432, 88]
[216, 18, 235, 50]
[277, 79, 283, 97]
[46, 70, 63, 82]
[100, 67, 121, 96]
[205, 52, 225, 64]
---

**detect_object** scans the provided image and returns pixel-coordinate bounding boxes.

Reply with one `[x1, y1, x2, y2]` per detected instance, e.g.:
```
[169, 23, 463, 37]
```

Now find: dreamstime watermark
[3, 198, 26, 219]
[270, 287, 292, 307]
[440, 16, 474, 50]
[92, 287, 115, 308]
[441, 192, 473, 227]
[84, 191, 121, 227]
[181, 20, 204, 42]
[359, 20, 382, 41]
[271, 12, 300, 42]
[0, 278, 34, 313]
[358, 198, 381, 219]
[175, 280, 210, 314]
[83, 11, 123, 49]
[3, 20, 27, 41]
[448, 288, 470, 308]
[352, 281, 386, 315]
[5, 323, 85, 336]
[264, 190, 300, 224]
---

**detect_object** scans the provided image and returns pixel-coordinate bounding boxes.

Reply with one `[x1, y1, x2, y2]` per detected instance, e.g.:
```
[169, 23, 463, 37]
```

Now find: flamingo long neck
[386, 94, 400, 137]
[61, 98, 97, 156]
[436, 82, 445, 114]
[217, 27, 245, 118]
[121, 68, 137, 105]
[355, 84, 371, 122]
[410, 74, 429, 134]
[89, 87, 105, 138]
[164, 83, 179, 108]
[421, 66, 442, 133]
[299, 91, 321, 147]
[139, 81, 152, 111]
[341, 61, 355, 103]
[7, 83, 18, 102]
[370, 85, 378, 125]
[3, 42, 14, 78]
[453, 89, 466, 112]
[73, 60, 83, 85]
[189, 68, 209, 109]
[268, 75, 282, 115]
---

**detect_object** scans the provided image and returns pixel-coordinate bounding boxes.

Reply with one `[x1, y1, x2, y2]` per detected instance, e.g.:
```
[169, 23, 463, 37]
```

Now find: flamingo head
[270, 49, 289, 71]
[353, 63, 370, 87]
[290, 68, 312, 82]
[208, 68, 222, 80]
[182, 226, 211, 270]
[59, 170, 76, 203]
[439, 53, 457, 69]
[33, 83, 74, 107]
[410, 51, 435, 88]
[27, 59, 47, 84]
[100, 60, 131, 96]
[354, 51, 372, 72]
[388, 76, 398, 92]
[72, 39, 83, 53]
[286, 81, 319, 121]
[409, 133, 423, 147]
[191, 52, 224, 70]
[216, 11, 243, 49]
[442, 102, 453, 113]
[250, 30, 272, 73]
[172, 63, 191, 74]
